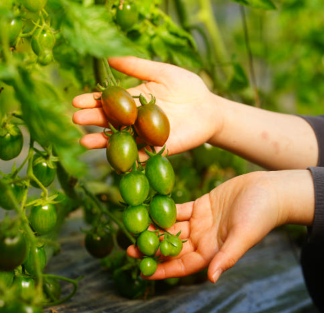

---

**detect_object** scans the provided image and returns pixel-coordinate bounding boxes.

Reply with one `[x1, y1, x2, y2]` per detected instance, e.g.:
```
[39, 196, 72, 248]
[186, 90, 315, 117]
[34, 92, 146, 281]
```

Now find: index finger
[72, 92, 102, 109]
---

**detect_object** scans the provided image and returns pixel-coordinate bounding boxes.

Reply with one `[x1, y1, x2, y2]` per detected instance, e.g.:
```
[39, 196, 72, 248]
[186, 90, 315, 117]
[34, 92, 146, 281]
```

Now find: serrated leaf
[228, 63, 249, 91]
[230, 0, 276, 10]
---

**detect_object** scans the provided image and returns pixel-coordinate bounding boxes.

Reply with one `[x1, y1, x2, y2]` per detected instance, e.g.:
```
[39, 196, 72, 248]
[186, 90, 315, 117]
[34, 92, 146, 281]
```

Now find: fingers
[207, 228, 253, 284]
[72, 93, 102, 109]
[109, 56, 170, 83]
[79, 133, 108, 149]
[73, 108, 109, 128]
[176, 202, 194, 221]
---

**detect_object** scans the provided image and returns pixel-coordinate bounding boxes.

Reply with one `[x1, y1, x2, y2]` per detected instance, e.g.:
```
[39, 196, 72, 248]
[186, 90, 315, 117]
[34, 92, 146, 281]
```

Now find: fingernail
[212, 269, 222, 283]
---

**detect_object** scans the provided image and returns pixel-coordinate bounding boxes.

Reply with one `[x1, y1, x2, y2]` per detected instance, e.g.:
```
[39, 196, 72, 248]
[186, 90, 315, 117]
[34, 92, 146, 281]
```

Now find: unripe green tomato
[31, 154, 56, 188]
[172, 186, 191, 204]
[22, 0, 47, 12]
[160, 239, 172, 256]
[119, 171, 150, 206]
[37, 50, 54, 66]
[43, 277, 62, 302]
[137, 231, 159, 256]
[149, 195, 177, 229]
[12, 275, 35, 301]
[23, 246, 47, 275]
[0, 270, 14, 287]
[116, 3, 139, 31]
[29, 203, 57, 235]
[168, 235, 183, 257]
[140, 257, 157, 277]
[8, 18, 23, 46]
[122, 205, 149, 234]
[1, 303, 43, 313]
[31, 29, 55, 56]
[0, 181, 26, 210]
[0, 124, 23, 161]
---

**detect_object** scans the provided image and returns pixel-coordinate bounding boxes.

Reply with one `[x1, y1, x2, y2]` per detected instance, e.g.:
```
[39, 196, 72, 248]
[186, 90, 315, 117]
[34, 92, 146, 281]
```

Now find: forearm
[209, 94, 318, 170]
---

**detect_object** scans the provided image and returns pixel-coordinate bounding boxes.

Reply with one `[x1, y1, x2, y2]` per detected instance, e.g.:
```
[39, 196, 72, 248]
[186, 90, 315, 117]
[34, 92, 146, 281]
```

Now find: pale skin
[72, 56, 318, 283]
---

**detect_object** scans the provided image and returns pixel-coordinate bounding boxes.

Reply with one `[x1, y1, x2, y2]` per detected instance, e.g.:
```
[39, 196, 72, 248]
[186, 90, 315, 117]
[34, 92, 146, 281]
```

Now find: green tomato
[164, 277, 180, 286]
[0, 232, 27, 271]
[140, 257, 157, 277]
[0, 124, 23, 161]
[137, 230, 159, 256]
[85, 231, 113, 259]
[31, 28, 55, 56]
[0, 303, 42, 313]
[159, 239, 172, 257]
[171, 186, 191, 204]
[29, 203, 57, 235]
[119, 171, 149, 206]
[168, 235, 183, 257]
[122, 205, 149, 234]
[12, 275, 35, 301]
[8, 18, 23, 46]
[106, 131, 138, 173]
[112, 269, 147, 299]
[145, 154, 175, 195]
[31, 154, 56, 188]
[0, 271, 14, 287]
[43, 277, 62, 302]
[116, 3, 139, 31]
[0, 180, 26, 211]
[37, 50, 54, 66]
[23, 246, 47, 276]
[21, 0, 47, 12]
[149, 195, 176, 229]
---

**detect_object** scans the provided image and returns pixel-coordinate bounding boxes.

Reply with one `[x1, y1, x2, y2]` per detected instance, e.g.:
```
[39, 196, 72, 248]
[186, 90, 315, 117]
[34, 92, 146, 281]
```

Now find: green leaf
[60, 2, 138, 58]
[228, 63, 249, 91]
[230, 0, 276, 10]
[151, 36, 168, 62]
[168, 44, 201, 69]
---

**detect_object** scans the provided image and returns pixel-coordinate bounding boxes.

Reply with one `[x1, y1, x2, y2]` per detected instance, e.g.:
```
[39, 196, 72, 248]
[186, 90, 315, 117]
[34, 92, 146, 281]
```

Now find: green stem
[20, 18, 41, 38]
[81, 183, 136, 244]
[42, 274, 83, 306]
[102, 58, 118, 86]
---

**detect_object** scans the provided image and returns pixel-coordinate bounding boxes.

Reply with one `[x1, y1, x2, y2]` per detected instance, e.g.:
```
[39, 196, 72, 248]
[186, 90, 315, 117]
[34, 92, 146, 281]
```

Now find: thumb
[207, 228, 255, 283]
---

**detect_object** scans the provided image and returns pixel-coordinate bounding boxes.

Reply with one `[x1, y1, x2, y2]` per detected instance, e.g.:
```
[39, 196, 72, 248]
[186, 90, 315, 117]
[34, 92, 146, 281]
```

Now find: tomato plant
[29, 203, 57, 235]
[85, 231, 113, 259]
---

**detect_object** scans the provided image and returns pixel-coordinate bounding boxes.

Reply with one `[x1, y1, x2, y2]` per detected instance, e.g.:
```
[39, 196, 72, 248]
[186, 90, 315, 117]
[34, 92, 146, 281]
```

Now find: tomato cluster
[92, 85, 184, 278]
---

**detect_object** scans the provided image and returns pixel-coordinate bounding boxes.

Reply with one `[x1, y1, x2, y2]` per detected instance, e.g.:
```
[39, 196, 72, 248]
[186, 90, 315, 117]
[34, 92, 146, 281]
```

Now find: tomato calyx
[137, 93, 156, 106]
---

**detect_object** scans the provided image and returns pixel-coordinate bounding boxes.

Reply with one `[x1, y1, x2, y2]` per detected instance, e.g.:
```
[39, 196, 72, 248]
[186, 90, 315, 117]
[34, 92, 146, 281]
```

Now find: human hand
[127, 170, 314, 283]
[72, 56, 223, 155]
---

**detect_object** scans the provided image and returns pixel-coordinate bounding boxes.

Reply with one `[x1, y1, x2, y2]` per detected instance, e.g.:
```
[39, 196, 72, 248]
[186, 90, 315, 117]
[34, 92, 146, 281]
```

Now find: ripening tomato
[119, 171, 150, 206]
[85, 231, 113, 259]
[149, 195, 176, 229]
[145, 154, 175, 195]
[106, 131, 138, 173]
[101, 86, 137, 126]
[123, 205, 149, 234]
[134, 103, 170, 147]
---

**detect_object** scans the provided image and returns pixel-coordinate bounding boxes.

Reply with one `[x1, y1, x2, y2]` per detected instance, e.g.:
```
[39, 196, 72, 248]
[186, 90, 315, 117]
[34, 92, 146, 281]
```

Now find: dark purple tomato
[101, 86, 137, 126]
[140, 257, 157, 277]
[122, 205, 149, 234]
[145, 154, 175, 195]
[116, 3, 139, 31]
[137, 230, 159, 256]
[149, 195, 176, 229]
[23, 246, 47, 276]
[85, 231, 113, 259]
[31, 154, 56, 188]
[0, 232, 28, 271]
[119, 171, 150, 206]
[29, 203, 57, 235]
[0, 124, 23, 161]
[106, 131, 138, 172]
[134, 103, 170, 147]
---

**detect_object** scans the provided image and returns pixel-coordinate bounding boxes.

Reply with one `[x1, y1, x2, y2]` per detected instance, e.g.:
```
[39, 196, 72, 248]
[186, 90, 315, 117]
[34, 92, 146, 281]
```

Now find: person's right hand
[72, 56, 223, 156]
